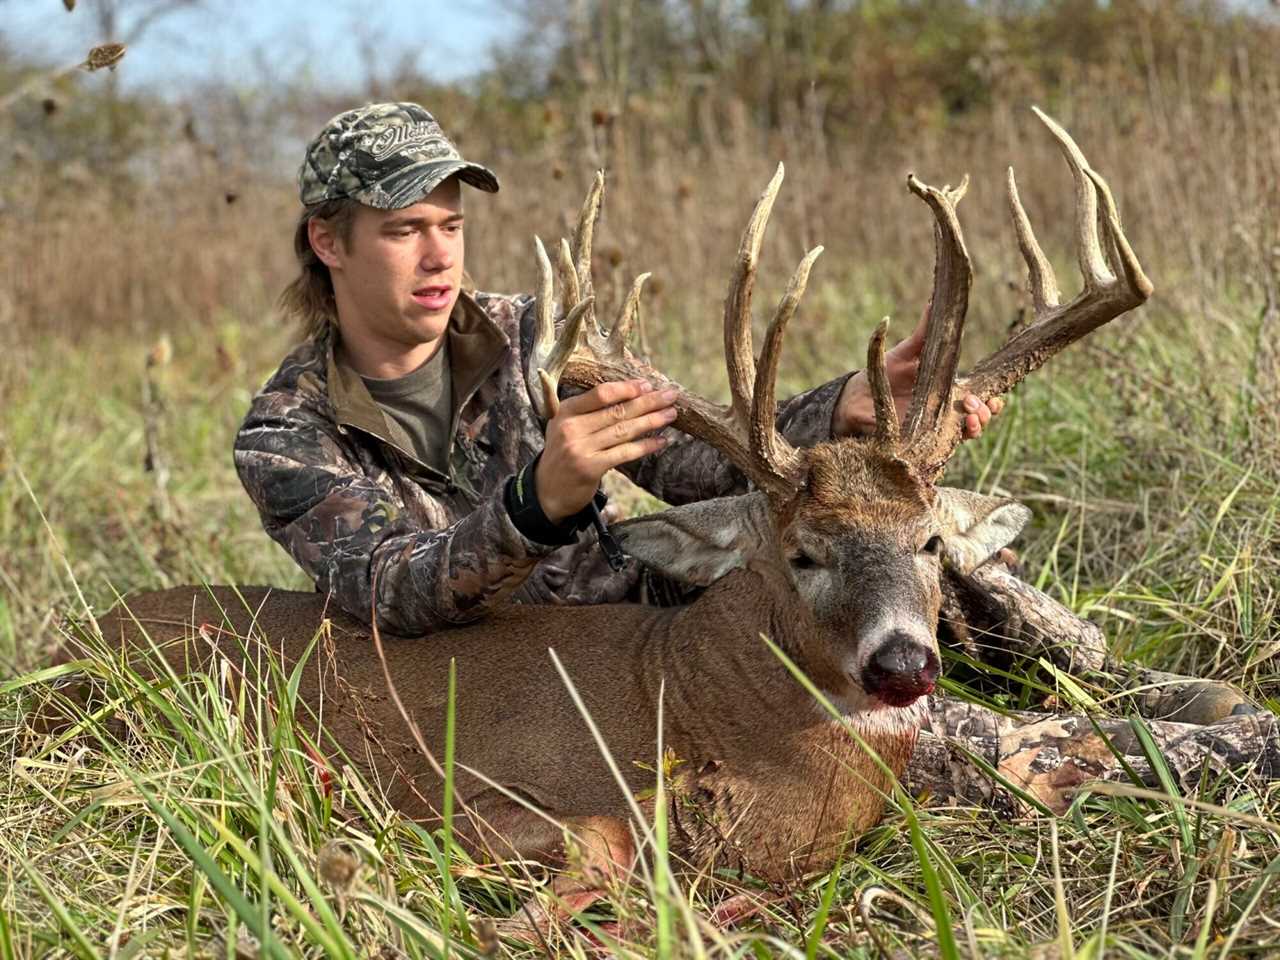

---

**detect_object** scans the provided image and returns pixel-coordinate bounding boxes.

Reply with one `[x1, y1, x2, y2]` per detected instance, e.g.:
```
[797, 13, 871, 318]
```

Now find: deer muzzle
[861, 633, 940, 707]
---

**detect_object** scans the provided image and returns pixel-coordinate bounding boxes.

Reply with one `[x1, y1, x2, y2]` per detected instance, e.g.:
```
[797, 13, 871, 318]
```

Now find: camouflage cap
[299, 102, 499, 209]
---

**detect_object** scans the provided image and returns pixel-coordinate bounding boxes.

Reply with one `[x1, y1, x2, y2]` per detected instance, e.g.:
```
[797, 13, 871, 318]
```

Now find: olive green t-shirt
[360, 343, 453, 475]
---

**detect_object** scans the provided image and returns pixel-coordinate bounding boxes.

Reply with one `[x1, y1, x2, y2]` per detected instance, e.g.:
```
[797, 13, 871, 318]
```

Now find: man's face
[314, 177, 465, 362]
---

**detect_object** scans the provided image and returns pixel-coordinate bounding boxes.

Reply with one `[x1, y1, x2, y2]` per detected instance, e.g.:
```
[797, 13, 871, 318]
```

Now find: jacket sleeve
[616, 372, 854, 504]
[234, 394, 560, 636]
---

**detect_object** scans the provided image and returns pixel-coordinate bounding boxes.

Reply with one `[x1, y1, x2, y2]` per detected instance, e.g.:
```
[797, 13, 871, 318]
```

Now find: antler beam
[529, 167, 821, 501]
[900, 107, 1153, 480]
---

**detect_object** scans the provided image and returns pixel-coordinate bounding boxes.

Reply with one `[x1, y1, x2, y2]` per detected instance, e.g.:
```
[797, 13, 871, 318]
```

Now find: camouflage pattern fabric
[910, 697, 1280, 815]
[234, 291, 851, 636]
[298, 102, 499, 209]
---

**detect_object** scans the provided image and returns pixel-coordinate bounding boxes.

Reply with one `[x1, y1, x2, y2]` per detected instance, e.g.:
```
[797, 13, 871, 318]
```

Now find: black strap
[504, 452, 629, 569]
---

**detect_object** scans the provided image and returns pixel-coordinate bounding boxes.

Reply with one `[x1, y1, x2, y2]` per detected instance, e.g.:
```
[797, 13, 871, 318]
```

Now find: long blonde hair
[278, 199, 358, 341]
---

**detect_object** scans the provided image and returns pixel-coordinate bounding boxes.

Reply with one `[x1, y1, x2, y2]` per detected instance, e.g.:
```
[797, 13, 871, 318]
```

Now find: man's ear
[308, 216, 343, 269]
[614, 492, 773, 586]
[933, 487, 1032, 575]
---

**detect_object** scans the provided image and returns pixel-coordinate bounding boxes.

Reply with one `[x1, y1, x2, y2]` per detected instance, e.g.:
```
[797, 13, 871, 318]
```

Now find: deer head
[529, 107, 1150, 717]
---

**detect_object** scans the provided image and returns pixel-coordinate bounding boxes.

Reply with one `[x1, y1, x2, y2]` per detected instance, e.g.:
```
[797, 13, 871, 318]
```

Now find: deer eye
[922, 535, 944, 556]
[789, 550, 819, 571]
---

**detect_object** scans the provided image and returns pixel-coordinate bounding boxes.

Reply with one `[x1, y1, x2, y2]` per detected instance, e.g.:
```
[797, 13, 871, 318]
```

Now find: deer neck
[650, 568, 925, 759]
[654, 570, 852, 726]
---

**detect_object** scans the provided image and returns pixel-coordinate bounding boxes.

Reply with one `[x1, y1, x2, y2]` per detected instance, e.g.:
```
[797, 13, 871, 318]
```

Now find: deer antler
[530, 166, 822, 501]
[896, 106, 1153, 480]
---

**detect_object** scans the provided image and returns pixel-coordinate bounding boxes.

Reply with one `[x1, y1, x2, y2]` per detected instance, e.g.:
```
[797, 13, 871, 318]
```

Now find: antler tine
[557, 237, 581, 315]
[607, 272, 651, 355]
[544, 297, 595, 385]
[1086, 166, 1153, 301]
[530, 236, 558, 419]
[1006, 167, 1061, 313]
[725, 163, 785, 429]
[751, 245, 822, 479]
[900, 173, 972, 446]
[530, 235, 596, 420]
[866, 317, 900, 444]
[899, 108, 1151, 482]
[572, 170, 605, 301]
[1032, 106, 1112, 292]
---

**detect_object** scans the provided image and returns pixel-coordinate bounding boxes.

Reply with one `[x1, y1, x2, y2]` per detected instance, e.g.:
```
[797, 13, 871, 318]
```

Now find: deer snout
[861, 633, 940, 706]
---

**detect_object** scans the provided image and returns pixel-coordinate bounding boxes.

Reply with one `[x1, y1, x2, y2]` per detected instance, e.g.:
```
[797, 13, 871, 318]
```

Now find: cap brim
[353, 159, 500, 209]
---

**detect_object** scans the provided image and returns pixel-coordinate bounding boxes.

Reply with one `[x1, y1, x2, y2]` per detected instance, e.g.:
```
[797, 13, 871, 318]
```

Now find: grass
[2, 268, 1277, 955]
[3, 33, 1278, 949]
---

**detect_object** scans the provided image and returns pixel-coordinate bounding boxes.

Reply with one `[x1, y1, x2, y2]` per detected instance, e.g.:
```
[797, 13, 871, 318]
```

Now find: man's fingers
[576, 387, 679, 436]
[885, 305, 929, 362]
[960, 393, 1001, 440]
[593, 406, 678, 448]
[600, 435, 669, 470]
[557, 379, 652, 417]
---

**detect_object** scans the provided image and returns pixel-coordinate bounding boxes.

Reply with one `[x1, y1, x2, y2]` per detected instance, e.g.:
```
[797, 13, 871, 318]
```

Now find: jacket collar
[325, 290, 511, 452]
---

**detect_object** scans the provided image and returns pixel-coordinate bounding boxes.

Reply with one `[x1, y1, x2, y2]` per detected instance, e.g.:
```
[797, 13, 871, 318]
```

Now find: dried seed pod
[84, 43, 126, 72]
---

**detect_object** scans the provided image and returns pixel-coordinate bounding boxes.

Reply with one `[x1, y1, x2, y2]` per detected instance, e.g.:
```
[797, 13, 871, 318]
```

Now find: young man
[235, 102, 1001, 635]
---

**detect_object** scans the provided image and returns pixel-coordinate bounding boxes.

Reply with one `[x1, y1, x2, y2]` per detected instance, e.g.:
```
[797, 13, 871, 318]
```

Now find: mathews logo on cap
[299, 102, 499, 210]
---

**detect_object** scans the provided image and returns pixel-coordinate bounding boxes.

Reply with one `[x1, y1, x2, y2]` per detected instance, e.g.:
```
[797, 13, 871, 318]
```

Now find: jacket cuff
[777, 370, 857, 445]
[504, 453, 580, 547]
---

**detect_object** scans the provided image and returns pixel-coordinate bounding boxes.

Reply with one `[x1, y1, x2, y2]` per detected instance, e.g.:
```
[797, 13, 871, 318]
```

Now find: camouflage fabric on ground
[911, 698, 1280, 815]
[234, 290, 850, 635]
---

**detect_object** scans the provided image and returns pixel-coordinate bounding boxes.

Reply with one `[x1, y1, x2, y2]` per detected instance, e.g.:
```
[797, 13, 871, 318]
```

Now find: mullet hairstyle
[278, 198, 359, 341]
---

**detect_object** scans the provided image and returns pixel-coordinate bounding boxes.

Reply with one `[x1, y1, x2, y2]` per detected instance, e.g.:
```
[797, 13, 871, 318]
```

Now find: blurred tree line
[3, 0, 1276, 345]
[5, 0, 1278, 181]
[475, 0, 1279, 165]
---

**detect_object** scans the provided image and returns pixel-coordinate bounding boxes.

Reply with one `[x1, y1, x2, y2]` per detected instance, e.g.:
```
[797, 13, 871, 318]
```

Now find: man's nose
[419, 234, 454, 272]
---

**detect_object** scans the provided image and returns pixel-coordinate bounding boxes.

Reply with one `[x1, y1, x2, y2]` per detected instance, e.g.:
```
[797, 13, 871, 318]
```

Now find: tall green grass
[2, 272, 1277, 954]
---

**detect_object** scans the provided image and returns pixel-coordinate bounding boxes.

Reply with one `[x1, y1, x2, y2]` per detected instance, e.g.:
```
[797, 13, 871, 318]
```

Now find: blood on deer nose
[861, 632, 940, 706]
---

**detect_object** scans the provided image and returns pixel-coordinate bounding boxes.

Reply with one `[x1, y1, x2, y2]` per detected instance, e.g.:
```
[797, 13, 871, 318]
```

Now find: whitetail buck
[67, 109, 1153, 880]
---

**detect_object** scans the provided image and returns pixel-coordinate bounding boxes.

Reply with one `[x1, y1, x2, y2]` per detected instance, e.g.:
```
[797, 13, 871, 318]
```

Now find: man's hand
[833, 313, 1004, 440]
[536, 380, 678, 524]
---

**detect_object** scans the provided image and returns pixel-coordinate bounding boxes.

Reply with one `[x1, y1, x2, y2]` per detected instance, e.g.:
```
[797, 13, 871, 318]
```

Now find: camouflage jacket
[234, 291, 850, 635]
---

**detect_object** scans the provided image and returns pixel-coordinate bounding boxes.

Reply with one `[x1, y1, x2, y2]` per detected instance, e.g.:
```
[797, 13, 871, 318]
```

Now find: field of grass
[3, 262, 1278, 956]
[3, 13, 1280, 955]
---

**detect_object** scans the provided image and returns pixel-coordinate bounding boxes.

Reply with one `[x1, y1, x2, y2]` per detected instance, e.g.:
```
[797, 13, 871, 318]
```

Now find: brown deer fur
[75, 449, 1026, 882]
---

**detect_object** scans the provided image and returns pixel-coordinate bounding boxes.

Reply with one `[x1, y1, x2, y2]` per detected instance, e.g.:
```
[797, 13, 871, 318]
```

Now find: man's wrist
[504, 453, 579, 547]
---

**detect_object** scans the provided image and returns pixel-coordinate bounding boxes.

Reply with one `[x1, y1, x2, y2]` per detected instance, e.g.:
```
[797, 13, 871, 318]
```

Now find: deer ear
[933, 487, 1032, 575]
[613, 492, 773, 586]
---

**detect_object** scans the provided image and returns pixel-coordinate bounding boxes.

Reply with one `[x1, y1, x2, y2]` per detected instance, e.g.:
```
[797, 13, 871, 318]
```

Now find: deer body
[71, 110, 1150, 883]
[99, 563, 916, 879]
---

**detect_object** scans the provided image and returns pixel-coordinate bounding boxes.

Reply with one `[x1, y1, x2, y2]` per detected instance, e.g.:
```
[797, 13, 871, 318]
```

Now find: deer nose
[861, 633, 940, 706]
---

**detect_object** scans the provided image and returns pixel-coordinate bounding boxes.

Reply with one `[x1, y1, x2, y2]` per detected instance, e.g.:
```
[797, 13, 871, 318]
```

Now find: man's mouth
[412, 285, 453, 311]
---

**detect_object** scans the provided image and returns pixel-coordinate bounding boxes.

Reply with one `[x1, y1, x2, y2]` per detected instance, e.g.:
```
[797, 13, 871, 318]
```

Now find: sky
[3, 0, 521, 93]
